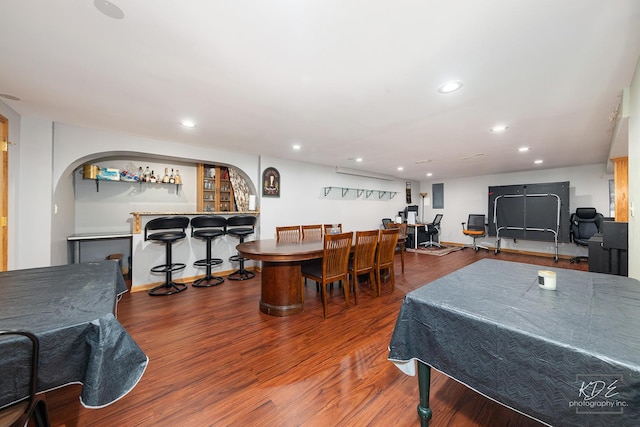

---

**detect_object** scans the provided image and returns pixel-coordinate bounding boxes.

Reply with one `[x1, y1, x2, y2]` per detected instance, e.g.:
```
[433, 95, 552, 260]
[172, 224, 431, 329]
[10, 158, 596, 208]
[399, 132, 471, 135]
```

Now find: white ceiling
[1, 0, 639, 181]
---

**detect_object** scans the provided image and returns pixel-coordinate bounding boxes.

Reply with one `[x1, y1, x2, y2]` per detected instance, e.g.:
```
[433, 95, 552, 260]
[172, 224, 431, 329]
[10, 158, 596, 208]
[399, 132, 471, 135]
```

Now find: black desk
[67, 232, 133, 265]
[389, 259, 640, 426]
[0, 262, 148, 409]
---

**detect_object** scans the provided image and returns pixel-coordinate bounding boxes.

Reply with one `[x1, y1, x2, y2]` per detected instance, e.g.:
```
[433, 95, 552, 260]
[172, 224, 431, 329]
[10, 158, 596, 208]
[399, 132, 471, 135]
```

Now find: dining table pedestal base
[259, 261, 304, 317]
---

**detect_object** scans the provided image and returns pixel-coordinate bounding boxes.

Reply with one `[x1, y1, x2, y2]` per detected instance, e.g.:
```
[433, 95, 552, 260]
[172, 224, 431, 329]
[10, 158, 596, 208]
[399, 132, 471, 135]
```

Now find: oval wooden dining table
[236, 238, 324, 316]
[236, 233, 406, 317]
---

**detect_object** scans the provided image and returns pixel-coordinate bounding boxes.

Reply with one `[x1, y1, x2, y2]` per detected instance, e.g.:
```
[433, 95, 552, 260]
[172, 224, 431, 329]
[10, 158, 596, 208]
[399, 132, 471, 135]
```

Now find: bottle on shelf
[150, 170, 157, 183]
[162, 167, 169, 183]
[169, 168, 175, 184]
[175, 169, 181, 185]
[144, 166, 151, 182]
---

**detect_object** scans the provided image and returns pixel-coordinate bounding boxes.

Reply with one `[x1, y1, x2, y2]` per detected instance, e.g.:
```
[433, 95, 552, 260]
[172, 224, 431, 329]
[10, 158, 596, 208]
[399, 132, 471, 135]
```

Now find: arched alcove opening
[52, 151, 258, 266]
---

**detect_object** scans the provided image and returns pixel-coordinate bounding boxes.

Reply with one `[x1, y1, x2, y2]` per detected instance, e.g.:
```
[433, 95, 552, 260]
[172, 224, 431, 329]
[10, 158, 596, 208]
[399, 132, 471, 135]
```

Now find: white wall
[420, 164, 613, 258]
[258, 156, 412, 239]
[17, 117, 54, 268]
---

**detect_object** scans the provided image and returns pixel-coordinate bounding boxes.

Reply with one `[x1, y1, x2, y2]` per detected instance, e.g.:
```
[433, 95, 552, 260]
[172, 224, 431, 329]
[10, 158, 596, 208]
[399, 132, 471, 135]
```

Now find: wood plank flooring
[45, 249, 587, 427]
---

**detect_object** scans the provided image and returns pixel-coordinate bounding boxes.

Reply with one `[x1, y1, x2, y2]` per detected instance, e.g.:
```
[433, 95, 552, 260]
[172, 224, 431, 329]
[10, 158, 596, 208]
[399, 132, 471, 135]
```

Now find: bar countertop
[131, 211, 259, 233]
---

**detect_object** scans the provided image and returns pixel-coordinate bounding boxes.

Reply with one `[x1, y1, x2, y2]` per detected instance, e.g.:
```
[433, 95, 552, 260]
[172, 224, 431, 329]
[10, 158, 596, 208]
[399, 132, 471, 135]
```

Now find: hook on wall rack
[321, 186, 397, 201]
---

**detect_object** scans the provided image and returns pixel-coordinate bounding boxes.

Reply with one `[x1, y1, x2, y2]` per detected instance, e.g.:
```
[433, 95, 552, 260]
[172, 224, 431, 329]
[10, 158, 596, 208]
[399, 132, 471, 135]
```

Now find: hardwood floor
[46, 249, 587, 427]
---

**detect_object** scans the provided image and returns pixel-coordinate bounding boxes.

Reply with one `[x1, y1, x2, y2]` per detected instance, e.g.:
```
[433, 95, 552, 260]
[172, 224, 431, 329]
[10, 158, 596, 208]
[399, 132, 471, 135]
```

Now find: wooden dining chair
[301, 232, 353, 318]
[348, 230, 379, 304]
[375, 228, 399, 296]
[301, 224, 323, 241]
[323, 223, 342, 235]
[0, 330, 51, 427]
[385, 222, 406, 273]
[276, 225, 301, 242]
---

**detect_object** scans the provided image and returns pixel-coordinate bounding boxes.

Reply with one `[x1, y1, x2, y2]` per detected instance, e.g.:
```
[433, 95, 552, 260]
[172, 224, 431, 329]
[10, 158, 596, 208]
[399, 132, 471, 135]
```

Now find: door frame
[1, 114, 8, 270]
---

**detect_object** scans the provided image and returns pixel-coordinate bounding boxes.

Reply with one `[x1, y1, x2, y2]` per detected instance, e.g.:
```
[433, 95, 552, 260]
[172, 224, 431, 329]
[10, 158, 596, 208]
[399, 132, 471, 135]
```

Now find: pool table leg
[417, 361, 432, 426]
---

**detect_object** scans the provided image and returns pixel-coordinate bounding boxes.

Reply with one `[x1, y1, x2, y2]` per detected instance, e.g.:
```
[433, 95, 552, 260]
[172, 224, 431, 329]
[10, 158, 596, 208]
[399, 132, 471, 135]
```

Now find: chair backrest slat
[323, 232, 352, 280]
[302, 224, 323, 241]
[377, 228, 399, 265]
[353, 230, 378, 270]
[323, 224, 343, 235]
[276, 225, 301, 242]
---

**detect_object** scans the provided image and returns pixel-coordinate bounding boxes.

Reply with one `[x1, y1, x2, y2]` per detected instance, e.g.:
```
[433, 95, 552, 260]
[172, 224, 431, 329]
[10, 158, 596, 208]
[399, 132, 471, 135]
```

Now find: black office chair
[461, 214, 489, 251]
[227, 215, 257, 281]
[145, 216, 190, 295]
[0, 330, 51, 427]
[191, 215, 227, 287]
[421, 214, 443, 248]
[569, 207, 603, 263]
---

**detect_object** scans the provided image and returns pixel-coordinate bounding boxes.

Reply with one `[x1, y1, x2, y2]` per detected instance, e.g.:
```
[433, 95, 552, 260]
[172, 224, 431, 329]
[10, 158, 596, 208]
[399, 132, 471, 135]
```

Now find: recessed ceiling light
[355, 157, 363, 162]
[534, 159, 543, 164]
[426, 173, 433, 177]
[94, 0, 125, 19]
[397, 166, 404, 171]
[490, 125, 508, 132]
[438, 80, 463, 94]
[292, 144, 301, 150]
[518, 147, 530, 152]
[180, 120, 196, 128]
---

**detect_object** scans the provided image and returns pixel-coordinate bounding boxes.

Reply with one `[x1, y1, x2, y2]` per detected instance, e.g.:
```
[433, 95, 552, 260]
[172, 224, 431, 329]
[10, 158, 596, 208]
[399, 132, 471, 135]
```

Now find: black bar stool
[145, 216, 190, 296]
[227, 215, 257, 281]
[191, 215, 227, 287]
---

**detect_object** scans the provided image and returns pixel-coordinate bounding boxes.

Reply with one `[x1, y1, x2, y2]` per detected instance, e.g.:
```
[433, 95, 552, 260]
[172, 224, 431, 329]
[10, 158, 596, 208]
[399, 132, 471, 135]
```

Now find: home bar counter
[130, 211, 259, 291]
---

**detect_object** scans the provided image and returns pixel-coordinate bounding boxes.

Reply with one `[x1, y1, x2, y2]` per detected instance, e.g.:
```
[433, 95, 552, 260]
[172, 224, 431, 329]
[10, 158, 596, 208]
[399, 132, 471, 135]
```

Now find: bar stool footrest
[192, 275, 225, 287]
[194, 258, 223, 268]
[151, 263, 186, 274]
[227, 269, 255, 281]
[149, 281, 188, 296]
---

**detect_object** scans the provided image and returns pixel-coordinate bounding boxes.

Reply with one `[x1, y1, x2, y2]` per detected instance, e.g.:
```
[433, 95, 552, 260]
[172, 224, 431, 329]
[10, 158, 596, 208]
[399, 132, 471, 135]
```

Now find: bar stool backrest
[227, 215, 257, 236]
[191, 216, 227, 237]
[145, 216, 190, 241]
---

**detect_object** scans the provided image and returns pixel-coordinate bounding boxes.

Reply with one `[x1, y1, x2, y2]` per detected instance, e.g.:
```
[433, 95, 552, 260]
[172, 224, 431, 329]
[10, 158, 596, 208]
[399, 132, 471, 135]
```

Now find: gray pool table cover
[388, 259, 640, 426]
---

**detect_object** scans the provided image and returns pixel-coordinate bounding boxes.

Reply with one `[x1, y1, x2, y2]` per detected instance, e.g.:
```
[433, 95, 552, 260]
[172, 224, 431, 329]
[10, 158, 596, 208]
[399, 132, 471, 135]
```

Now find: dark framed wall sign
[262, 167, 280, 197]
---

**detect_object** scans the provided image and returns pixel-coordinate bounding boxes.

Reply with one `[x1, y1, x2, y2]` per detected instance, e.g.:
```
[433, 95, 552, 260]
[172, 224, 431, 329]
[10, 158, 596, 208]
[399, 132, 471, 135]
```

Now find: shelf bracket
[357, 189, 364, 198]
[323, 187, 332, 197]
[342, 187, 349, 198]
[366, 190, 373, 199]
[379, 191, 387, 199]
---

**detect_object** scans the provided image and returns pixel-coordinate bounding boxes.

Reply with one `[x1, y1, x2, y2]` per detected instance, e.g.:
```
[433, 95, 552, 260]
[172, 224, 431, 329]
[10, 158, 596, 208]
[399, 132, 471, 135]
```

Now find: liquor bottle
[169, 168, 175, 184]
[150, 170, 157, 183]
[174, 169, 182, 185]
[138, 166, 144, 182]
[162, 167, 169, 183]
[144, 166, 151, 182]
